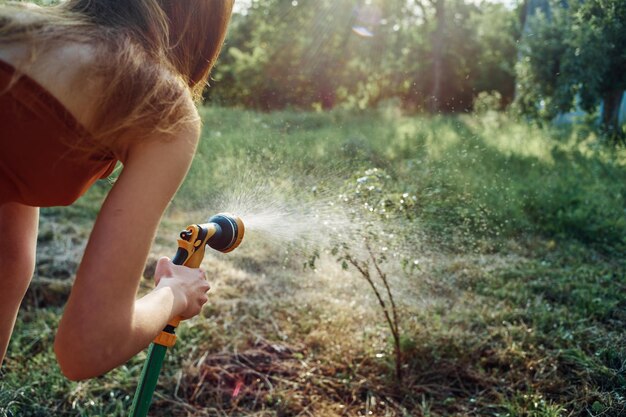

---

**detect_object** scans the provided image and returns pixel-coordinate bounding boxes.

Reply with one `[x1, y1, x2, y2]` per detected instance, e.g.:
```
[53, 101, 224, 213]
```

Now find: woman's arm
[54, 119, 207, 380]
[0, 203, 39, 366]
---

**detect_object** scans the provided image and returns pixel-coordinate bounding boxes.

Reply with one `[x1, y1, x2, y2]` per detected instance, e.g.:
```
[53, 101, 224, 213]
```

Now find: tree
[515, 0, 626, 142]
[400, 0, 517, 113]
[207, 0, 521, 113]
[568, 0, 626, 140]
[469, 2, 521, 108]
[515, 2, 573, 121]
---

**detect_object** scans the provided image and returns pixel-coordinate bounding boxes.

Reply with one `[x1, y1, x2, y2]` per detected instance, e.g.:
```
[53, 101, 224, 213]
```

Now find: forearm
[55, 286, 185, 381]
[132, 285, 183, 342]
[99, 287, 182, 371]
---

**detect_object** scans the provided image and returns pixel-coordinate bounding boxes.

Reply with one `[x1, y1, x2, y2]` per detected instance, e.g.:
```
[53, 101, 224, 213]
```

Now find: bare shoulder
[1, 37, 200, 148]
[122, 110, 200, 168]
[117, 72, 200, 163]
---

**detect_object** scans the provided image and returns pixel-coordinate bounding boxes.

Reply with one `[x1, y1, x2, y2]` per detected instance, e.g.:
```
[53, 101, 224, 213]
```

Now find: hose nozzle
[204, 213, 245, 253]
[173, 213, 245, 268]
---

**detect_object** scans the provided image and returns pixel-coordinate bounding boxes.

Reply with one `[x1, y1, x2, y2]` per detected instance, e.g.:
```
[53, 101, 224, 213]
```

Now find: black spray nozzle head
[206, 213, 245, 253]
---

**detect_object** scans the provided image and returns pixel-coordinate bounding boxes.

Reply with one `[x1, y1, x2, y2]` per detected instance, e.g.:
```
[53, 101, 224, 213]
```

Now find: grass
[1, 107, 625, 416]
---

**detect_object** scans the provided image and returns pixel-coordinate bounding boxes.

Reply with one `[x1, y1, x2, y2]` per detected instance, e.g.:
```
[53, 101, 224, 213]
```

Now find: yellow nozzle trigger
[184, 245, 207, 269]
[176, 238, 196, 259]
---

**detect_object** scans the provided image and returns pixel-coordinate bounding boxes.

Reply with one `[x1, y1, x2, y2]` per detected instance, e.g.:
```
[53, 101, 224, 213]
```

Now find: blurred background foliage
[209, 0, 521, 113]
[207, 0, 626, 141]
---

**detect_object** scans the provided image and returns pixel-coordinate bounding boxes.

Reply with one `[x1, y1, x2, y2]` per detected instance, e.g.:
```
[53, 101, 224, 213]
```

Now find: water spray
[129, 213, 245, 417]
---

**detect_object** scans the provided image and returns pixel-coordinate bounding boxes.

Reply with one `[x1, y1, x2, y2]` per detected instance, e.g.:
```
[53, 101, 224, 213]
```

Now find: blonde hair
[0, 0, 234, 154]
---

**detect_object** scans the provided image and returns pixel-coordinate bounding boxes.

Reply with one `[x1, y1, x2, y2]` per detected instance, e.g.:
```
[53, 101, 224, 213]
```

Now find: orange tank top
[0, 59, 116, 207]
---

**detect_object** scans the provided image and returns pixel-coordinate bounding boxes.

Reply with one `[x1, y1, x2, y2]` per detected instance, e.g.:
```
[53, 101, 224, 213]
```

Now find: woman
[0, 0, 233, 380]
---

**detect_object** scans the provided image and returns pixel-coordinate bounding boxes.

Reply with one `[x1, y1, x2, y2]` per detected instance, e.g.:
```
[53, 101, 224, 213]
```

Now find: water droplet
[352, 26, 374, 37]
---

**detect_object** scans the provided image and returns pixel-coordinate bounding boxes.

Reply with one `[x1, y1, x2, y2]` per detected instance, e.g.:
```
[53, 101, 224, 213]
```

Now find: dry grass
[16, 208, 621, 416]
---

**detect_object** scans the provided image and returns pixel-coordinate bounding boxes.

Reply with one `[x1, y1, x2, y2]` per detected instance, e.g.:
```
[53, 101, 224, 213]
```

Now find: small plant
[323, 168, 419, 384]
[335, 239, 404, 383]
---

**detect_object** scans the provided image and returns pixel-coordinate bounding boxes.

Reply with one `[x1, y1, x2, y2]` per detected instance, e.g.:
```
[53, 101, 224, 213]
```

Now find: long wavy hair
[0, 0, 234, 153]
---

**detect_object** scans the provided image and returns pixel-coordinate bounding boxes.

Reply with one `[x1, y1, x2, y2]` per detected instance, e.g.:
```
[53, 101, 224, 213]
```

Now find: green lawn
[1, 108, 625, 416]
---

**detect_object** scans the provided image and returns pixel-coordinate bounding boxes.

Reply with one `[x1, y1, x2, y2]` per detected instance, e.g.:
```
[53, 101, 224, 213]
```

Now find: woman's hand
[153, 257, 210, 320]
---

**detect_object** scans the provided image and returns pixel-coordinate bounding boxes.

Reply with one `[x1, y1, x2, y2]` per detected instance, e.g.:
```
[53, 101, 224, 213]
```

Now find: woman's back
[0, 40, 103, 131]
[0, 7, 192, 206]
[0, 37, 122, 206]
[0, 1, 211, 159]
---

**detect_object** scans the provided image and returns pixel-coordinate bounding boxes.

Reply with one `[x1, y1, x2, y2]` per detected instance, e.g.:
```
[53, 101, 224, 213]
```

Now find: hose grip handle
[161, 224, 216, 331]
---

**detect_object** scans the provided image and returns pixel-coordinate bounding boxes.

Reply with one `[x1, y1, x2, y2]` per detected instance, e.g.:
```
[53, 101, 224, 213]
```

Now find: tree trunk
[602, 90, 624, 141]
[429, 0, 445, 113]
